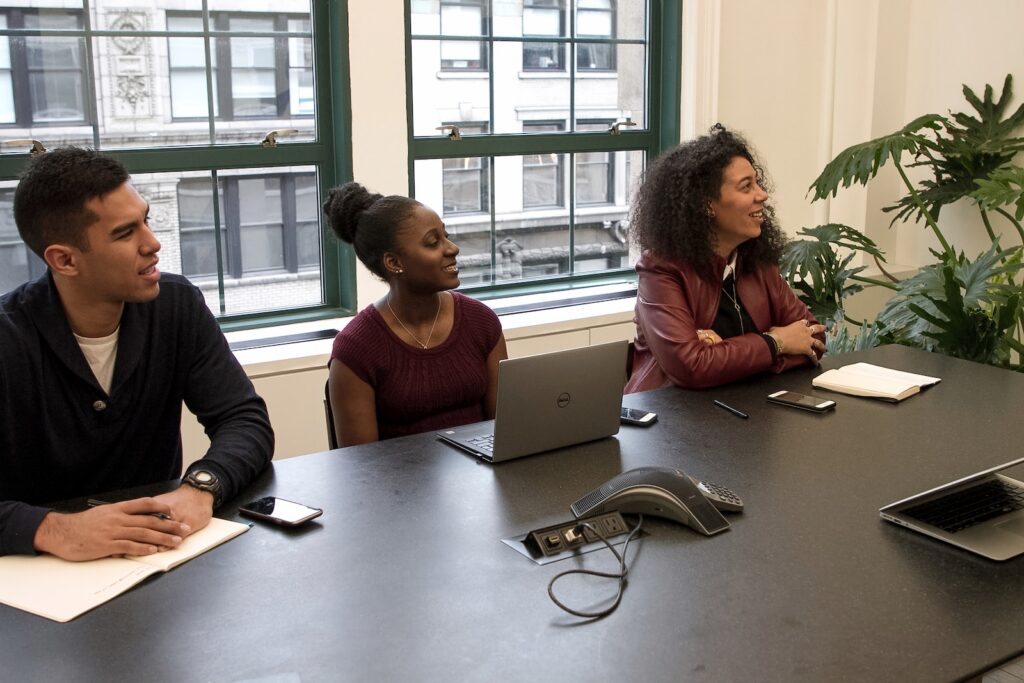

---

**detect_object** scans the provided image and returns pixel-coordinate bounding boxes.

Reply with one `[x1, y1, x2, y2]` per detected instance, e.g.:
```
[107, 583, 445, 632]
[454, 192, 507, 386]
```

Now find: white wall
[706, 0, 1024, 267]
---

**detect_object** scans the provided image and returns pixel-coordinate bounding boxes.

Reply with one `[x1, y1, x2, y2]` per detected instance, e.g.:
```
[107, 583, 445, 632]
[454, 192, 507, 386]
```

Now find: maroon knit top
[330, 292, 503, 440]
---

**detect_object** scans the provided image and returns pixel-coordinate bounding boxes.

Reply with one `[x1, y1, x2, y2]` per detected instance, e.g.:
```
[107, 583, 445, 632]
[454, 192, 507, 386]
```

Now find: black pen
[713, 399, 749, 419]
[87, 498, 171, 520]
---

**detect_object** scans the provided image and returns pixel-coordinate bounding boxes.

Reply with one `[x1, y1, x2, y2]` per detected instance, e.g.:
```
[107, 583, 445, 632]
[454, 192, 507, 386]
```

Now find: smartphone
[238, 497, 323, 527]
[767, 390, 836, 413]
[621, 406, 658, 426]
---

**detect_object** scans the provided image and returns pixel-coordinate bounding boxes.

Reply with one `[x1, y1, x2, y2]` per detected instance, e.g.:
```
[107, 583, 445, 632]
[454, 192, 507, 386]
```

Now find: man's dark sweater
[0, 272, 274, 555]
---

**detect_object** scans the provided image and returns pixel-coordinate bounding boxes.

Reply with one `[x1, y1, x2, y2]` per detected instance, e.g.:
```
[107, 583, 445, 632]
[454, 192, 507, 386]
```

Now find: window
[0, 9, 89, 127]
[576, 0, 615, 71]
[0, 1, 352, 328]
[523, 0, 565, 72]
[440, 0, 488, 71]
[575, 120, 613, 205]
[167, 11, 314, 121]
[522, 121, 565, 208]
[442, 122, 490, 214]
[178, 171, 320, 280]
[409, 0, 676, 291]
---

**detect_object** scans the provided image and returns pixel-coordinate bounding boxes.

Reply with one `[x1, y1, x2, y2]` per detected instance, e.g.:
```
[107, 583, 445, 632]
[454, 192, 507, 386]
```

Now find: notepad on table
[0, 516, 249, 623]
[812, 362, 941, 402]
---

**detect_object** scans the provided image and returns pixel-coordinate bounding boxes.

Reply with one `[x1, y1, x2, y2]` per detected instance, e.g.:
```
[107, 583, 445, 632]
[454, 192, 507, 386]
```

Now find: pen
[713, 399, 749, 419]
[87, 498, 171, 521]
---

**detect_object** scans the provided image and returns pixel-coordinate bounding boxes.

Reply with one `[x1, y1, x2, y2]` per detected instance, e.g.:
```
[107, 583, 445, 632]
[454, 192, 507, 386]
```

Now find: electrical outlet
[525, 512, 631, 558]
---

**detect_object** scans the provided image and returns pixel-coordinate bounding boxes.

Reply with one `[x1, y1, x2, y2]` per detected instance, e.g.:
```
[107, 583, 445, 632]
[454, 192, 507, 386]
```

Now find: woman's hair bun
[323, 181, 382, 244]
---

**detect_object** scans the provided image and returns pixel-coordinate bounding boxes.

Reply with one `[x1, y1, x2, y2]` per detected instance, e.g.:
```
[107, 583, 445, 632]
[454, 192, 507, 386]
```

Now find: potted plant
[781, 75, 1024, 369]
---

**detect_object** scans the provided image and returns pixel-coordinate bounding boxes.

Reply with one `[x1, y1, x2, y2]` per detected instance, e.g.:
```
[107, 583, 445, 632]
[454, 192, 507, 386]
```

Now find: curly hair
[322, 181, 421, 280]
[14, 147, 130, 258]
[630, 126, 785, 278]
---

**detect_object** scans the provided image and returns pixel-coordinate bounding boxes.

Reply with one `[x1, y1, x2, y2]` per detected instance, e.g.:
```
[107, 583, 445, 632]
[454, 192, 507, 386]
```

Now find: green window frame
[0, 0, 355, 332]
[406, 0, 680, 298]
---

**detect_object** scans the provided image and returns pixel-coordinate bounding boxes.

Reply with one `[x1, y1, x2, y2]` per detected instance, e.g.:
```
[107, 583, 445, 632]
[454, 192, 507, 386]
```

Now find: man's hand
[152, 484, 214, 538]
[33, 498, 191, 562]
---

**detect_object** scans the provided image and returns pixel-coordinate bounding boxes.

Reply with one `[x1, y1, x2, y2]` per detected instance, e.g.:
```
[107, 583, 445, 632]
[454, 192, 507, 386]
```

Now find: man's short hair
[13, 147, 130, 258]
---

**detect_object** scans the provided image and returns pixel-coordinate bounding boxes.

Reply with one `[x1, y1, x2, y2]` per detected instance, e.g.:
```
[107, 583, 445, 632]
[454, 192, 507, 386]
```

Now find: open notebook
[0, 517, 249, 622]
[812, 362, 940, 402]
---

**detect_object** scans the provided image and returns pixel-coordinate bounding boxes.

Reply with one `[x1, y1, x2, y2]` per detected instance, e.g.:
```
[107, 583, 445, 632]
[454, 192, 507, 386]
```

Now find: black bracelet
[761, 332, 779, 362]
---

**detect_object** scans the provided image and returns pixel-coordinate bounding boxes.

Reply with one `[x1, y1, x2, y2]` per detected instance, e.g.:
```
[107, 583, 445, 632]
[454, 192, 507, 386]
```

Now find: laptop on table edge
[879, 456, 1024, 561]
[437, 340, 628, 463]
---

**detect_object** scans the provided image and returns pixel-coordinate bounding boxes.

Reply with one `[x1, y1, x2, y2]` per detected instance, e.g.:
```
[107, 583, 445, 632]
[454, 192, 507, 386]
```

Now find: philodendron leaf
[808, 114, 945, 201]
[972, 166, 1024, 221]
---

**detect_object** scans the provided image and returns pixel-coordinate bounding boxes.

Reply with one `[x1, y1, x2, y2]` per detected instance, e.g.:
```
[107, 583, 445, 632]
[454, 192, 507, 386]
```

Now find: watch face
[194, 471, 213, 484]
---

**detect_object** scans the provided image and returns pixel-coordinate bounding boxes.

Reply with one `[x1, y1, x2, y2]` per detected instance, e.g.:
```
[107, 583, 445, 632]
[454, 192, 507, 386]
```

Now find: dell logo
[557, 392, 571, 408]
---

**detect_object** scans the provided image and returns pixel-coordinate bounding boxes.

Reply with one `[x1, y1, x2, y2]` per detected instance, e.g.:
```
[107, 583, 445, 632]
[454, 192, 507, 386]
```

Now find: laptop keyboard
[903, 479, 1024, 533]
[467, 434, 494, 453]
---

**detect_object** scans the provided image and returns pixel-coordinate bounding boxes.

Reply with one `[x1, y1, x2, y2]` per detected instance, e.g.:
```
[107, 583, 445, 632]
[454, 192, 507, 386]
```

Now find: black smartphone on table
[767, 390, 836, 413]
[239, 497, 323, 527]
[620, 406, 658, 426]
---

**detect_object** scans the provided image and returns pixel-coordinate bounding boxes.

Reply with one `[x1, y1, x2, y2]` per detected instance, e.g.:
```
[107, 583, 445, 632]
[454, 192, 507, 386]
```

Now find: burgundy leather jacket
[625, 251, 823, 392]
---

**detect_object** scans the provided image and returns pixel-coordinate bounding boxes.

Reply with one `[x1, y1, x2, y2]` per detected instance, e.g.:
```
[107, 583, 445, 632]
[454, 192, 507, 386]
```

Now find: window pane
[411, 39, 490, 136]
[577, 5, 613, 37]
[496, 154, 569, 284]
[0, 184, 40, 294]
[610, 0, 645, 41]
[415, 158, 493, 285]
[138, 168, 324, 317]
[177, 175, 222, 279]
[442, 3, 485, 36]
[573, 149, 643, 273]
[208, 0, 311, 14]
[494, 42, 569, 134]
[574, 42, 645, 128]
[29, 69, 84, 122]
[522, 122, 564, 209]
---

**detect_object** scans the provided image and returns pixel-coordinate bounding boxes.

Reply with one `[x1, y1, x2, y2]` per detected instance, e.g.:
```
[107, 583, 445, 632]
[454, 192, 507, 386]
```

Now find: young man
[0, 147, 274, 560]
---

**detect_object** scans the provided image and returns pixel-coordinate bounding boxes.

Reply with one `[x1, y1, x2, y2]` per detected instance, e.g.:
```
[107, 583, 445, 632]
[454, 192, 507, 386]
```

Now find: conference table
[4, 345, 1024, 682]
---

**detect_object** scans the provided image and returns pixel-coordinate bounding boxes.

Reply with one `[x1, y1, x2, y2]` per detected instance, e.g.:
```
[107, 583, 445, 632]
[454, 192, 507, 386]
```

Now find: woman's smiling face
[709, 156, 769, 258]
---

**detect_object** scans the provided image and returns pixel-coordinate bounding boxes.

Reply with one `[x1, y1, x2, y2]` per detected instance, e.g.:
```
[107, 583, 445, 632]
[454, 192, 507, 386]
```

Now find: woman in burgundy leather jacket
[625, 126, 826, 392]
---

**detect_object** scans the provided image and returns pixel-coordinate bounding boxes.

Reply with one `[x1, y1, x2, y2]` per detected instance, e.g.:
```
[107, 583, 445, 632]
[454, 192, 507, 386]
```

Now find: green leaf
[808, 115, 945, 201]
[972, 166, 1024, 221]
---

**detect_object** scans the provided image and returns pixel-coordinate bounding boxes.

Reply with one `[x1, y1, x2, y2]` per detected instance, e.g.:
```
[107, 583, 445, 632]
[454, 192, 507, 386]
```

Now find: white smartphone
[767, 390, 836, 414]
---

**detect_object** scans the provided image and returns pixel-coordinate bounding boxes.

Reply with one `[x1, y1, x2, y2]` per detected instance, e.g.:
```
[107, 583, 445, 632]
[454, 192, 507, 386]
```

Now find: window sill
[226, 283, 637, 378]
[435, 70, 489, 79]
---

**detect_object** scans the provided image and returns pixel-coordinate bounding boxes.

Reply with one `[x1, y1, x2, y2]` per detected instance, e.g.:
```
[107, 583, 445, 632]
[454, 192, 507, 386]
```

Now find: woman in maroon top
[626, 126, 825, 392]
[323, 182, 507, 445]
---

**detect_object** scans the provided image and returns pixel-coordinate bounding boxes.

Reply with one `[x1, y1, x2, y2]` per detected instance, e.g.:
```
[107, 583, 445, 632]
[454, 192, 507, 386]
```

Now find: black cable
[547, 513, 644, 619]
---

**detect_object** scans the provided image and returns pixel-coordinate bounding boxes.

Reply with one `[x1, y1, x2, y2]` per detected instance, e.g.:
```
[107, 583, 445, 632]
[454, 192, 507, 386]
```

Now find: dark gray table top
[4, 345, 1024, 682]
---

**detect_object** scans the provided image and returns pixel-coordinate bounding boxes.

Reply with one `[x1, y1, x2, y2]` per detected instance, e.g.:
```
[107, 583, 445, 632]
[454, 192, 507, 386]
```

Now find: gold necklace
[387, 292, 442, 349]
[721, 276, 745, 335]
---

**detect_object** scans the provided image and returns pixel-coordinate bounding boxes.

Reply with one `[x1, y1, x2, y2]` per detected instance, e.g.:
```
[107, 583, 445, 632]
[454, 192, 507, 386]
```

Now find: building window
[575, 120, 614, 205]
[167, 11, 314, 121]
[523, 0, 565, 71]
[522, 121, 565, 208]
[0, 9, 88, 127]
[440, 0, 487, 71]
[576, 0, 616, 71]
[178, 171, 320, 280]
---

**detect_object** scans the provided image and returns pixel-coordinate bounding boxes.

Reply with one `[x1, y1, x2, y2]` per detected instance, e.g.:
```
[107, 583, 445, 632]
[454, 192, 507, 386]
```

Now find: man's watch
[181, 469, 223, 508]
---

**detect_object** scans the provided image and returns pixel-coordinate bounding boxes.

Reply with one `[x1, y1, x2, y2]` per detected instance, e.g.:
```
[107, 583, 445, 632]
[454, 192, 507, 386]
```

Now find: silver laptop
[879, 456, 1024, 561]
[437, 340, 628, 463]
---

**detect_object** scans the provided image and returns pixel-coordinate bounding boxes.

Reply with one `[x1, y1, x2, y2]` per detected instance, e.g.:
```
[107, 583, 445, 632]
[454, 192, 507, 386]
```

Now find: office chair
[324, 379, 339, 450]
